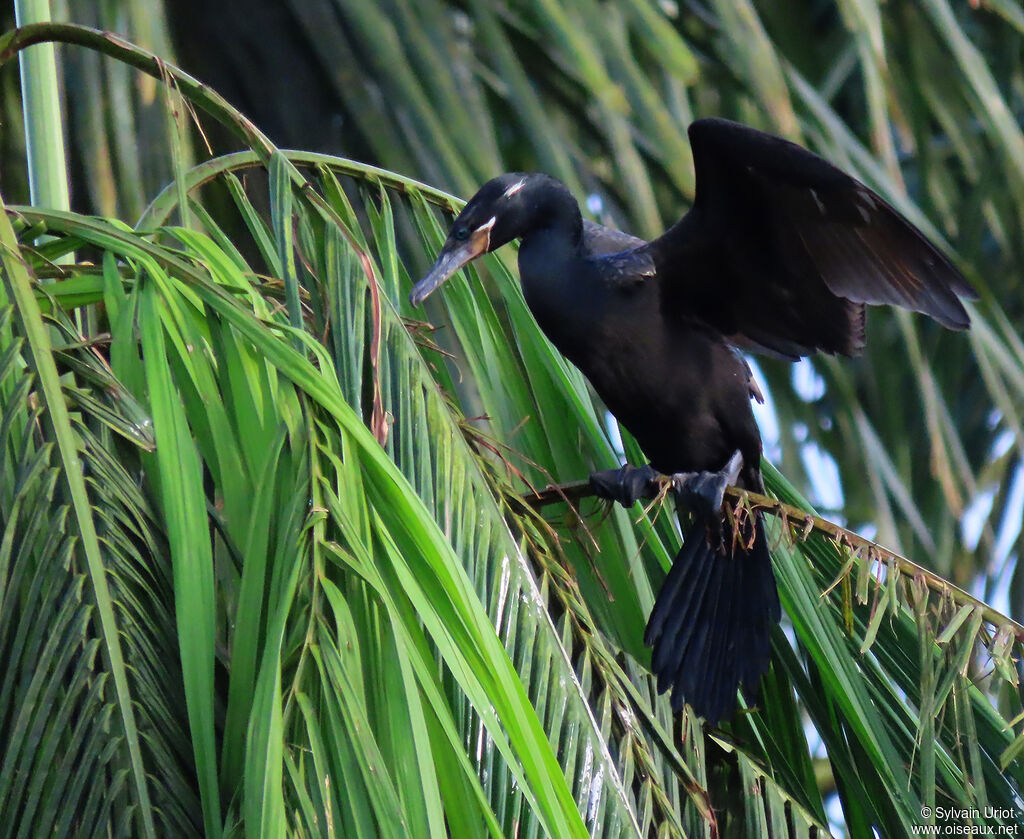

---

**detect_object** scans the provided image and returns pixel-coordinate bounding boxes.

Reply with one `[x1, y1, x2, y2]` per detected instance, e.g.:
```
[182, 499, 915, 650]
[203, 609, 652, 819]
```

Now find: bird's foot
[589, 463, 660, 507]
[669, 451, 744, 532]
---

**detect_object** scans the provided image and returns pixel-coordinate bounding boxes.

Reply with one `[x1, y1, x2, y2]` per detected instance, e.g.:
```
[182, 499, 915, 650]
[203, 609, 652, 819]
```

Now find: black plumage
[410, 118, 976, 723]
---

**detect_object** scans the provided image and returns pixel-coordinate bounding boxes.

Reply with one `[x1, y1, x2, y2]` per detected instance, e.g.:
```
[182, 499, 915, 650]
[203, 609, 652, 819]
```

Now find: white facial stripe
[502, 178, 527, 199]
[475, 216, 497, 250]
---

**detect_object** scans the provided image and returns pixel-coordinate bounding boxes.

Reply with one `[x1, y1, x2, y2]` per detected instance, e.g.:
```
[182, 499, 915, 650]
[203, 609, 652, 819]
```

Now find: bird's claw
[591, 452, 743, 532]
[589, 464, 660, 507]
[670, 451, 744, 529]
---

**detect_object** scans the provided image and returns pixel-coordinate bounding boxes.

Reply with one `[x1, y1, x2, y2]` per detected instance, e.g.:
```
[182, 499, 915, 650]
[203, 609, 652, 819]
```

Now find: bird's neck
[515, 179, 583, 279]
[517, 223, 583, 300]
[520, 176, 583, 247]
[513, 177, 590, 350]
[517, 230, 589, 358]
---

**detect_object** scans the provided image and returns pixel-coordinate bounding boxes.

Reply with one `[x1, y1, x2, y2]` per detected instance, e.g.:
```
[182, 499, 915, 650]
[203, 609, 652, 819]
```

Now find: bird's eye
[453, 226, 470, 241]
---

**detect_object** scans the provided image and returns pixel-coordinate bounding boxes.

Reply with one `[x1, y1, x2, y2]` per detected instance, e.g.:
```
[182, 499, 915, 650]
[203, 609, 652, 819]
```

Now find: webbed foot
[589, 464, 660, 507]
[669, 451, 744, 539]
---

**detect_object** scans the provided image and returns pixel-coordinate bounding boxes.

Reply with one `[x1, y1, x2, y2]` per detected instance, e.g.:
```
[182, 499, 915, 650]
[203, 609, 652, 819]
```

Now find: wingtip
[929, 292, 973, 331]
[955, 277, 981, 303]
[686, 116, 743, 146]
[942, 311, 972, 331]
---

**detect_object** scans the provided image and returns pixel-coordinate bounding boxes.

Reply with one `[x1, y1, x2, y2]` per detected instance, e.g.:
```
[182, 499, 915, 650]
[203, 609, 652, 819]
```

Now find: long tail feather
[644, 513, 780, 723]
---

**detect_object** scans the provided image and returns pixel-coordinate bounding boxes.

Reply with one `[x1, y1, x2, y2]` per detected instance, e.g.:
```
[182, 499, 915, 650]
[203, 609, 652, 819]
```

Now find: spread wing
[647, 118, 977, 358]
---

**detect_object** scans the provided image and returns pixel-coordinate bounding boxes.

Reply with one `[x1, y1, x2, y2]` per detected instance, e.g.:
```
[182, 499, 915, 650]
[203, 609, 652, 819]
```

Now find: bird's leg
[589, 463, 661, 507]
[670, 451, 744, 540]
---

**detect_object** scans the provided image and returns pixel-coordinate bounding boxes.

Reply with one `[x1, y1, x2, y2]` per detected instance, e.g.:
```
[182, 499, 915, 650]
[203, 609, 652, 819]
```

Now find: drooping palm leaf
[0, 199, 199, 838]
[3, 16, 1024, 839]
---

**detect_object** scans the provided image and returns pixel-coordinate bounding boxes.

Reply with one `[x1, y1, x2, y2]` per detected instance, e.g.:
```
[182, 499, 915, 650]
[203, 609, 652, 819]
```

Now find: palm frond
[4, 14, 1024, 837]
[0, 198, 200, 837]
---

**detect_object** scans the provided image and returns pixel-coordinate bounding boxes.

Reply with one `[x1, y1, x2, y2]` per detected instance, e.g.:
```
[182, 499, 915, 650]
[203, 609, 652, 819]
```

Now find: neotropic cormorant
[410, 118, 976, 724]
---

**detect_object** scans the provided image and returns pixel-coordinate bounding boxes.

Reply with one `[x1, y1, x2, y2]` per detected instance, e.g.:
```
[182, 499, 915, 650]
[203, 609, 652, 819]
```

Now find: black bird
[410, 118, 976, 724]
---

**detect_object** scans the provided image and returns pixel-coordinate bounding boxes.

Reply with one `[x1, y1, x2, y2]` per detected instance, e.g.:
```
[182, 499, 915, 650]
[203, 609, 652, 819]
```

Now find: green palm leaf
[4, 13, 1024, 838]
[0, 201, 199, 837]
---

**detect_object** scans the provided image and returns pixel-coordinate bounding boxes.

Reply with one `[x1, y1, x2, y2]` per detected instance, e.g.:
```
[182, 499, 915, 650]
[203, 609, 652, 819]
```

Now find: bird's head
[409, 173, 551, 305]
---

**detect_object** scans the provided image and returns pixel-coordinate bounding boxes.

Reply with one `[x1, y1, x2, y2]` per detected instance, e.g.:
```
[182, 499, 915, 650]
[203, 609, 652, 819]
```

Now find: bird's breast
[534, 300, 754, 474]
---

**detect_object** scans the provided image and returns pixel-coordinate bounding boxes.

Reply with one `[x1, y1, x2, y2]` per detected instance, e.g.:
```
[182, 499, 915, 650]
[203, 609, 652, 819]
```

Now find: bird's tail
[644, 514, 780, 724]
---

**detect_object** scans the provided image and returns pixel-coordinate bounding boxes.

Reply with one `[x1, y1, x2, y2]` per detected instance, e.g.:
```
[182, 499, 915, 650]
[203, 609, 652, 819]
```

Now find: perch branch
[523, 478, 1024, 641]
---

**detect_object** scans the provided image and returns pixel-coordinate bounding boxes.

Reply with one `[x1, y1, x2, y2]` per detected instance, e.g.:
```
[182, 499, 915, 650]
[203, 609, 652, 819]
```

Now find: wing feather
[648, 118, 976, 357]
[582, 218, 647, 255]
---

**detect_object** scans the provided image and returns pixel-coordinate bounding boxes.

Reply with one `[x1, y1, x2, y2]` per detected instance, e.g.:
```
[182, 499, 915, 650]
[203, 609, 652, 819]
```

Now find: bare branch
[523, 478, 1024, 641]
